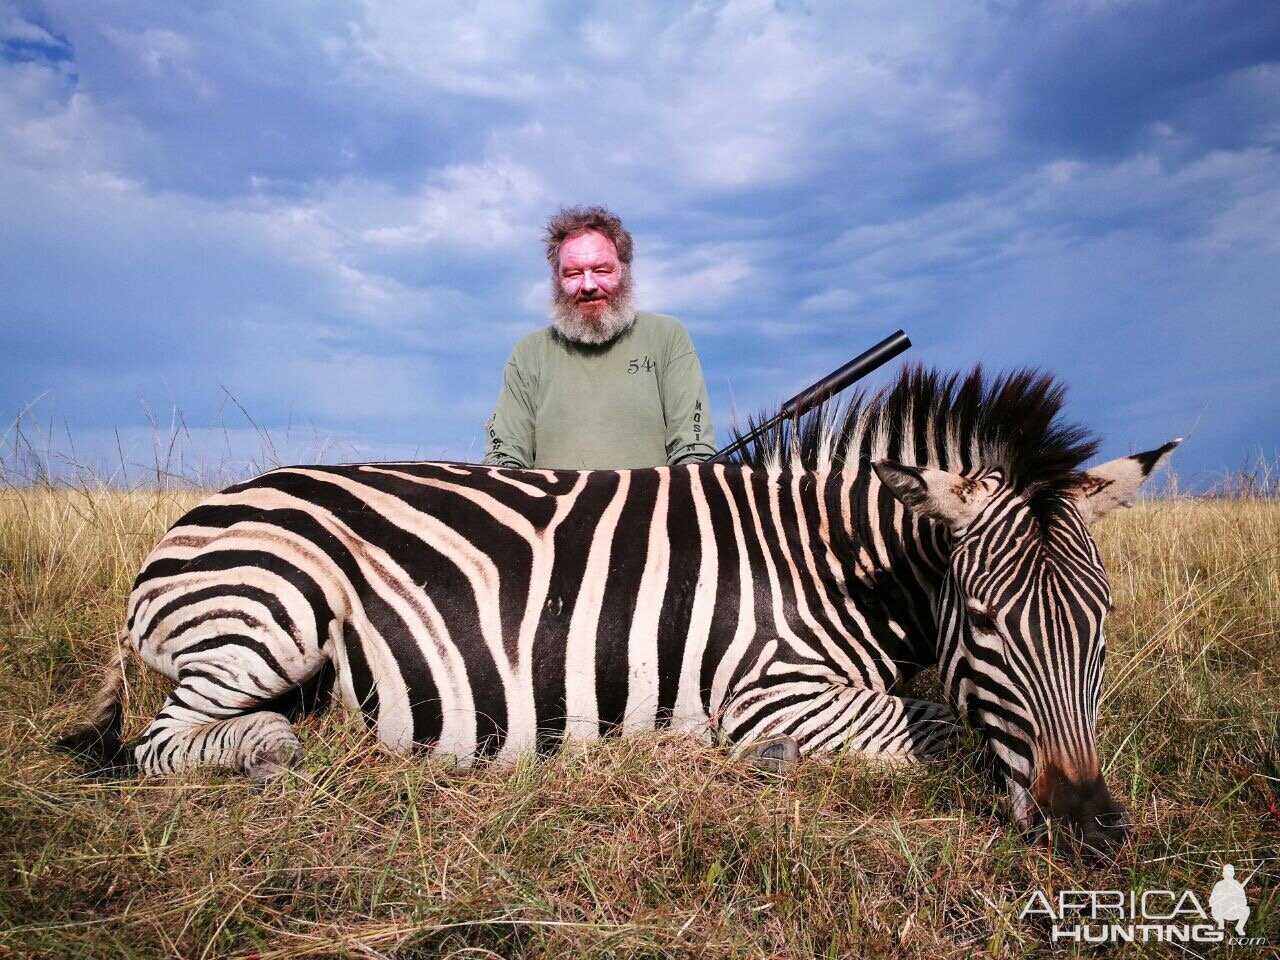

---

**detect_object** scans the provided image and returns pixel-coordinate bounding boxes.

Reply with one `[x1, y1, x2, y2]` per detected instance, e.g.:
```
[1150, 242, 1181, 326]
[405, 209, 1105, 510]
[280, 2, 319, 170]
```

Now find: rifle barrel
[710, 329, 911, 462]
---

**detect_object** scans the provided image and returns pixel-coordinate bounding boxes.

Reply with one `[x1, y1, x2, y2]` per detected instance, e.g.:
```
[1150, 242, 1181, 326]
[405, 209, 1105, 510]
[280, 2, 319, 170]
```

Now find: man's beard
[548, 272, 636, 346]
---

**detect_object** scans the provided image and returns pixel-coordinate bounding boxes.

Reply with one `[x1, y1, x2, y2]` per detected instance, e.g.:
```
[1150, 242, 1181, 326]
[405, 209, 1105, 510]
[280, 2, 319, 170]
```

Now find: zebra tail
[53, 629, 136, 776]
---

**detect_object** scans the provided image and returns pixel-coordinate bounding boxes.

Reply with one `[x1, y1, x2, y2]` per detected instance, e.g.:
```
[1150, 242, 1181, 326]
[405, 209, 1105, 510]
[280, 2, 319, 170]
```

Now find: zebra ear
[1069, 439, 1181, 526]
[873, 461, 994, 531]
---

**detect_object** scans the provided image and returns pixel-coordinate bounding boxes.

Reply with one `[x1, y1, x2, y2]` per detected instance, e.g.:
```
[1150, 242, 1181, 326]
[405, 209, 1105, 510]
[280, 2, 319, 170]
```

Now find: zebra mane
[728, 364, 1100, 505]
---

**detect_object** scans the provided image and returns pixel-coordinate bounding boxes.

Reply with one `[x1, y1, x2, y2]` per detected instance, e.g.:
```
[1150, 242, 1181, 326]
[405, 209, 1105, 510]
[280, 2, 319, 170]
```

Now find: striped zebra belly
[333, 591, 691, 765]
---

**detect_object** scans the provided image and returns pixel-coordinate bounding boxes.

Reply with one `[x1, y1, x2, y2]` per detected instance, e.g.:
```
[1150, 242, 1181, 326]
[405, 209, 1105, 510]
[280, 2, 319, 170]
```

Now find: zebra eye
[968, 609, 998, 632]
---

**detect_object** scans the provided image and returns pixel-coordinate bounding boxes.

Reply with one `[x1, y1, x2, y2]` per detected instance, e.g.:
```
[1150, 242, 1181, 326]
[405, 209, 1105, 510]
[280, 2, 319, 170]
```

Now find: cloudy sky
[2, 1, 1277, 488]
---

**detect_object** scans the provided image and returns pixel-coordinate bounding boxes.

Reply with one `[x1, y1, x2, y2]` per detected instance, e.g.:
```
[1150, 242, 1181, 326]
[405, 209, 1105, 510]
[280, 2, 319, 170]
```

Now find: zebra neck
[818, 468, 953, 675]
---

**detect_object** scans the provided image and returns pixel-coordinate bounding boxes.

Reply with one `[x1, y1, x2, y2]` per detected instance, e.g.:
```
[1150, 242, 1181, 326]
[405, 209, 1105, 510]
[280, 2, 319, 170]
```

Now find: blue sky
[2, 1, 1277, 489]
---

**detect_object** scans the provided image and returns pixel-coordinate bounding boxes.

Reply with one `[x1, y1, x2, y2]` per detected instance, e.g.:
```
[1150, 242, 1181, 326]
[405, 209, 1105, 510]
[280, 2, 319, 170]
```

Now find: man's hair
[543, 205, 634, 267]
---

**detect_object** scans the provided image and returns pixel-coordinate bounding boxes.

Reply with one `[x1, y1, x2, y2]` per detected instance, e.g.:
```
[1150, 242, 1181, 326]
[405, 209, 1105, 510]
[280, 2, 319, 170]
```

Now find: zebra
[57, 365, 1177, 850]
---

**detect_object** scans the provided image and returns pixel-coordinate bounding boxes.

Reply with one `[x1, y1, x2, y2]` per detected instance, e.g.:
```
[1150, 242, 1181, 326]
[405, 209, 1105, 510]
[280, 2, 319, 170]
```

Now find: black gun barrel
[710, 329, 911, 462]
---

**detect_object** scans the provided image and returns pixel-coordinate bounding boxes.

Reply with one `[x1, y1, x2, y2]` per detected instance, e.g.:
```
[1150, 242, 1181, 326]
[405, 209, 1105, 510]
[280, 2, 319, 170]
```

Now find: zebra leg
[133, 670, 305, 783]
[722, 682, 958, 765]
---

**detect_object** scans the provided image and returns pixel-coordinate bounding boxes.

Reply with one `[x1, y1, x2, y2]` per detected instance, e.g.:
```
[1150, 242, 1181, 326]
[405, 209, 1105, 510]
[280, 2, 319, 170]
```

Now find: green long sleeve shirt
[481, 311, 716, 469]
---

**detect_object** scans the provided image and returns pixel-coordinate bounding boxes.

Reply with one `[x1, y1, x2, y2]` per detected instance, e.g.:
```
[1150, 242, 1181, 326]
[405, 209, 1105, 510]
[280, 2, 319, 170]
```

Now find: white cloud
[2, 14, 59, 45]
[800, 288, 862, 314]
[520, 279, 549, 316]
[634, 242, 757, 316]
[342, 0, 547, 100]
[101, 25, 197, 78]
[577, 19, 629, 63]
[0, 51, 148, 188]
[362, 160, 545, 250]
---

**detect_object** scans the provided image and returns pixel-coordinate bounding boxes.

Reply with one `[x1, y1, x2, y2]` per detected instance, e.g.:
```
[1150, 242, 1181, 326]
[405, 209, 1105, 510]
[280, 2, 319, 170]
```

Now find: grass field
[0, 484, 1276, 958]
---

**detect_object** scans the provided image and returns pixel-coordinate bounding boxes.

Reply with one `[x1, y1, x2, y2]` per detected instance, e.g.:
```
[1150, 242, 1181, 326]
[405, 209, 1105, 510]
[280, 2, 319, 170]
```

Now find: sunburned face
[557, 231, 625, 316]
[548, 230, 635, 345]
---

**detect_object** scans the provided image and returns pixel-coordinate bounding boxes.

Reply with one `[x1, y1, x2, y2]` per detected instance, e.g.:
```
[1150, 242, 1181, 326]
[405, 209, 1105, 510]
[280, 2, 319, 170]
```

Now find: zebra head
[875, 440, 1179, 852]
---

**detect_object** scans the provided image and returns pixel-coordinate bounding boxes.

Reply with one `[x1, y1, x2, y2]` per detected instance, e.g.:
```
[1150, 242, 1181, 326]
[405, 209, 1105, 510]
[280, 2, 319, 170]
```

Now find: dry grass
[0, 485, 1277, 958]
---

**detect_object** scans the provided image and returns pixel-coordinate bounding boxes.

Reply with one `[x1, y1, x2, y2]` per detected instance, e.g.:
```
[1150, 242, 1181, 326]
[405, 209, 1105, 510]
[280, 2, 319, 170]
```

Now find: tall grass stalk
[1, 480, 1276, 958]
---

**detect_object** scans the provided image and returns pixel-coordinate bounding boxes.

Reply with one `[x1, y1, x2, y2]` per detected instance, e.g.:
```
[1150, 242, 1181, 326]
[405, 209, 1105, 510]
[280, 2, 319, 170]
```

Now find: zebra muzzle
[1029, 760, 1131, 856]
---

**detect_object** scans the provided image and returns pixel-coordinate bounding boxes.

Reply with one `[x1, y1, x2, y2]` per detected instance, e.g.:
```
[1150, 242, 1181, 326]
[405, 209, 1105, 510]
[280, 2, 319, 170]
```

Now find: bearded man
[481, 205, 716, 469]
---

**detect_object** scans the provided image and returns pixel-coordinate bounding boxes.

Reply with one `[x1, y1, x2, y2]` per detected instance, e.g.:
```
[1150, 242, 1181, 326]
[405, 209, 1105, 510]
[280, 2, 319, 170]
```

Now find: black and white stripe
[60, 367, 1177, 845]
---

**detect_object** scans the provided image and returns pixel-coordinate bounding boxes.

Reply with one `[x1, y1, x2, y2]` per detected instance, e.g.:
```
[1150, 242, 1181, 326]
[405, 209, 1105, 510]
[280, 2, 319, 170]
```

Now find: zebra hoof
[749, 736, 799, 775]
[247, 739, 302, 787]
